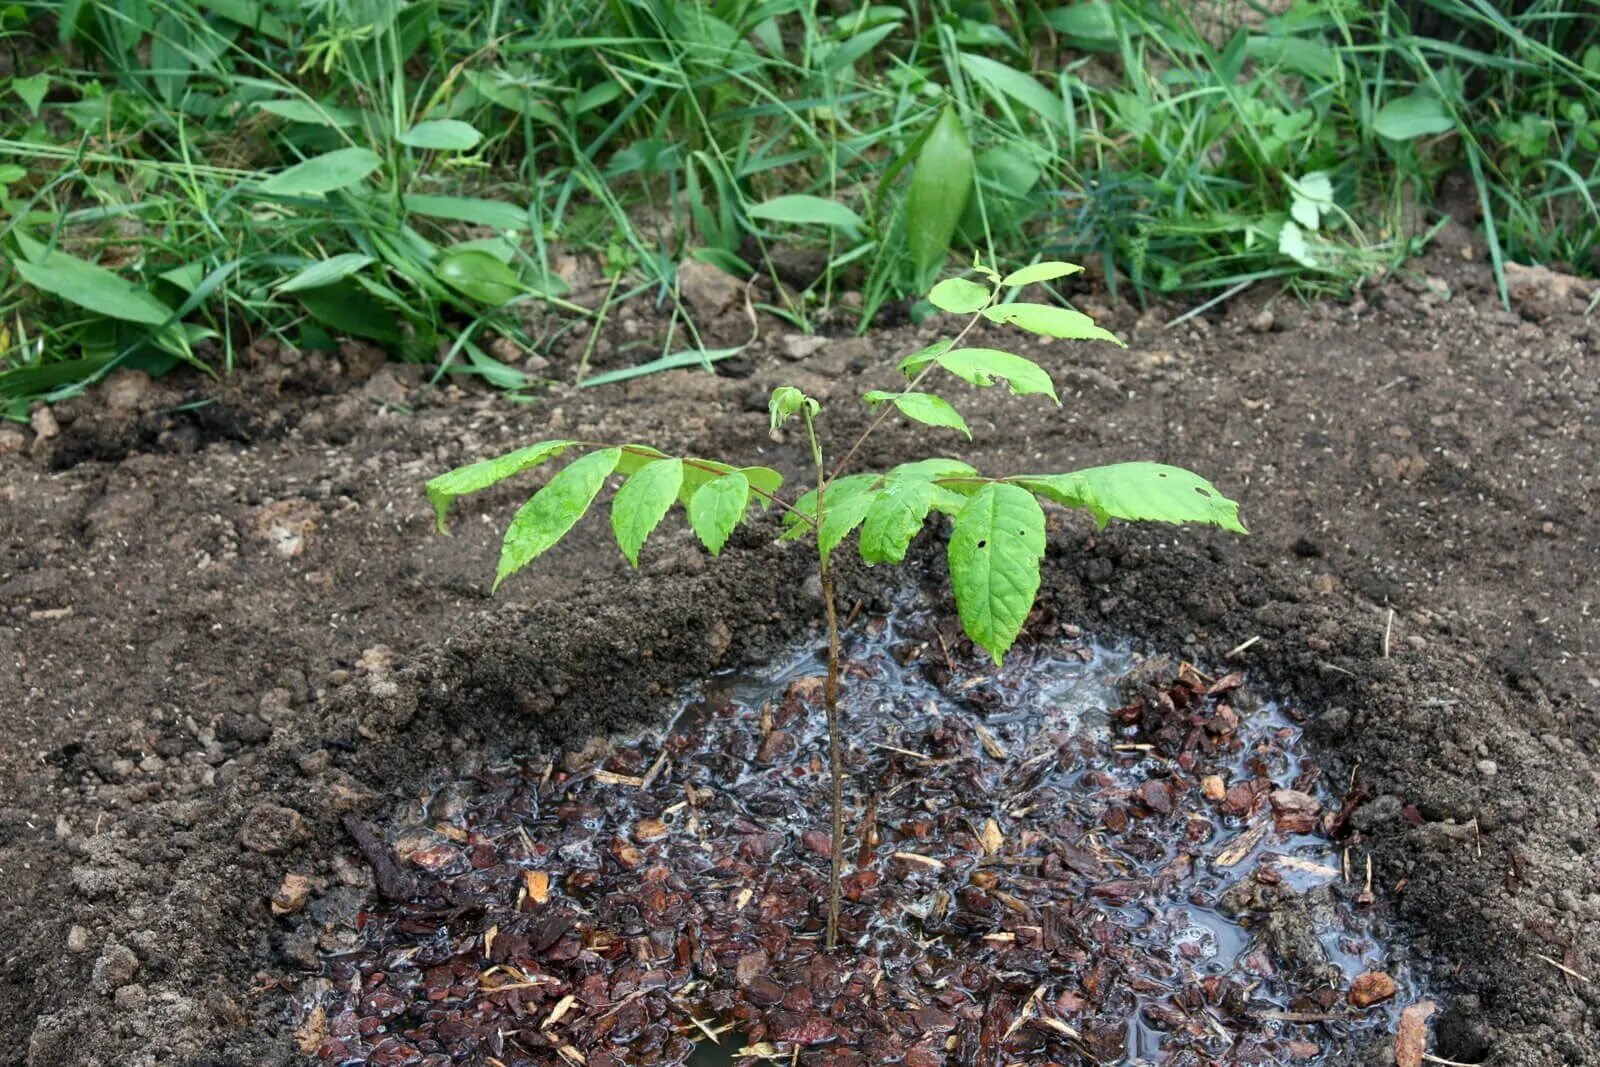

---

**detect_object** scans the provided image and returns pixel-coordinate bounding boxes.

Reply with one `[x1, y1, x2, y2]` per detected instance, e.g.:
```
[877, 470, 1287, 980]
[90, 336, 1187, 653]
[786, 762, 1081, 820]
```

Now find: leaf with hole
[862, 391, 970, 438]
[276, 253, 375, 293]
[426, 439, 576, 531]
[928, 278, 991, 315]
[948, 483, 1045, 665]
[981, 303, 1124, 346]
[749, 194, 863, 232]
[1012, 463, 1246, 533]
[688, 471, 749, 555]
[399, 119, 483, 151]
[495, 448, 620, 589]
[260, 147, 382, 196]
[907, 106, 974, 291]
[611, 458, 683, 567]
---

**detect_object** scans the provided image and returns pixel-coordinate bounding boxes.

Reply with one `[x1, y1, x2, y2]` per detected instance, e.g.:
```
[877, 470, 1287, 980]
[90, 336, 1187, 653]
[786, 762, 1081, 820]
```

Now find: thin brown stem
[821, 562, 843, 953]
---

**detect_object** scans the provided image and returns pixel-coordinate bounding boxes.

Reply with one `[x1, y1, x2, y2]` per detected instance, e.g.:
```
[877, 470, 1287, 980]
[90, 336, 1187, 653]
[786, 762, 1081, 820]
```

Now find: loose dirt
[1, 224, 1596, 1065]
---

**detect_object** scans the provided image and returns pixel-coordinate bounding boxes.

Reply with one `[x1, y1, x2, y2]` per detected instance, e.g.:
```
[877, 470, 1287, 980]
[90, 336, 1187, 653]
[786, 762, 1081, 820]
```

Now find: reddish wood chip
[1348, 970, 1398, 1007]
[1396, 999, 1436, 1067]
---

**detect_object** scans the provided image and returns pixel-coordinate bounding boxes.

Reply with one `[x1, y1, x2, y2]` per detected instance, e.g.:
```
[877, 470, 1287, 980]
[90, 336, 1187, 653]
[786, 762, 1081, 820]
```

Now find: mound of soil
[1, 229, 1596, 1065]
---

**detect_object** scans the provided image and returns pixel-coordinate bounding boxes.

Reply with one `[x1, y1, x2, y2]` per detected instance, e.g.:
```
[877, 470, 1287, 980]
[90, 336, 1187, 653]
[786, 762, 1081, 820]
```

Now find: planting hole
[313, 606, 1423, 1064]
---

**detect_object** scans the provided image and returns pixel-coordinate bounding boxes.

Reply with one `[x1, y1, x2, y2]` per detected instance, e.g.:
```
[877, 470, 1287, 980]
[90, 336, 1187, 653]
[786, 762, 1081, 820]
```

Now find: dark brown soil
[2, 225, 1597, 1066]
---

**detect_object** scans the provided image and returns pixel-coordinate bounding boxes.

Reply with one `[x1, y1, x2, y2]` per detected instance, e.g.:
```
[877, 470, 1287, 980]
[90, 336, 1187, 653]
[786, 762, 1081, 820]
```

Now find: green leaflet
[260, 147, 382, 196]
[276, 253, 375, 293]
[861, 391, 970, 439]
[981, 303, 1126, 347]
[495, 448, 621, 589]
[901, 347, 1058, 403]
[859, 477, 936, 565]
[1001, 261, 1084, 288]
[1012, 463, 1247, 533]
[783, 473, 879, 541]
[818, 482, 877, 563]
[907, 106, 974, 292]
[398, 119, 484, 151]
[748, 194, 863, 232]
[611, 458, 683, 567]
[948, 483, 1046, 665]
[688, 471, 749, 555]
[426, 439, 575, 530]
[680, 460, 781, 509]
[927, 277, 991, 315]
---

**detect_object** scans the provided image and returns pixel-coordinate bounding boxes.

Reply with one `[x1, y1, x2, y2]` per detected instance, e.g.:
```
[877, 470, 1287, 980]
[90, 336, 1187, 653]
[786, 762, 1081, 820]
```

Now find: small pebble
[1476, 760, 1498, 777]
[66, 925, 92, 953]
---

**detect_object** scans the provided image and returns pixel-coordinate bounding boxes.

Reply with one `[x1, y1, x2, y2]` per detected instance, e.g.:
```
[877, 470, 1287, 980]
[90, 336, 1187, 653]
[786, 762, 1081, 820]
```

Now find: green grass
[1, 0, 1596, 413]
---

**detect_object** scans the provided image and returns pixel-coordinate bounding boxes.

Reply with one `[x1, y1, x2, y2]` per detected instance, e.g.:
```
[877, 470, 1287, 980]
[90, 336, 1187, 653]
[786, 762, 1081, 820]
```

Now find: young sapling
[427, 259, 1246, 951]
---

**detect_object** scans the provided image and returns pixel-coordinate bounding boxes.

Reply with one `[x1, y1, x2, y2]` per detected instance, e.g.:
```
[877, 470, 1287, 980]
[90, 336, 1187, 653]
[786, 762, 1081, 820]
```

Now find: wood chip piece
[524, 870, 550, 905]
[1396, 999, 1436, 1067]
[892, 852, 946, 870]
[1348, 970, 1398, 1007]
[1213, 821, 1269, 867]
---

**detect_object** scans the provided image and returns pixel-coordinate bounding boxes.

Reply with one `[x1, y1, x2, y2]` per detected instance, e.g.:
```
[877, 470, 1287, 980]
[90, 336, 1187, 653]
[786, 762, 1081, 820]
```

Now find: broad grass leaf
[749, 194, 863, 232]
[426, 439, 575, 530]
[398, 119, 483, 151]
[859, 478, 936, 564]
[495, 448, 621, 589]
[931, 348, 1058, 402]
[578, 347, 743, 388]
[612, 458, 683, 566]
[1000, 261, 1083, 287]
[256, 99, 359, 127]
[862, 391, 970, 438]
[981, 303, 1125, 346]
[688, 471, 749, 555]
[958, 53, 1065, 129]
[405, 194, 529, 231]
[948, 484, 1045, 665]
[907, 106, 974, 291]
[276, 253, 375, 293]
[260, 147, 382, 196]
[297, 281, 401, 344]
[14, 250, 173, 325]
[434, 250, 522, 305]
[1371, 92, 1455, 141]
[928, 277, 991, 314]
[1013, 463, 1247, 533]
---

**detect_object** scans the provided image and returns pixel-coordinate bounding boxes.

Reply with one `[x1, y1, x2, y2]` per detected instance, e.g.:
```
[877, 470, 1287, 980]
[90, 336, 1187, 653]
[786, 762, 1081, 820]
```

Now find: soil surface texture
[1, 226, 1596, 1066]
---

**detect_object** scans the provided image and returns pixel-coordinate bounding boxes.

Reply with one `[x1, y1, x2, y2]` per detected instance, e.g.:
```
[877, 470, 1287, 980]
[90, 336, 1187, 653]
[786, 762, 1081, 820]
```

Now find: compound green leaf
[399, 119, 483, 151]
[495, 448, 620, 589]
[1012, 463, 1246, 533]
[610, 458, 682, 567]
[260, 147, 382, 196]
[928, 347, 1058, 402]
[688, 470, 749, 555]
[749, 194, 863, 232]
[907, 106, 974, 291]
[275, 253, 375, 293]
[927, 277, 991, 315]
[981, 303, 1125, 346]
[14, 250, 173, 325]
[1000, 261, 1083, 287]
[948, 483, 1045, 665]
[426, 439, 575, 530]
[862, 391, 970, 439]
[859, 477, 936, 564]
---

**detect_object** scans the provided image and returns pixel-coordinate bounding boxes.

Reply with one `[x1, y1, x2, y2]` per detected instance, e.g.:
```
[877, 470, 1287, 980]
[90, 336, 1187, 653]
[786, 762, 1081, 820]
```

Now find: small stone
[1249, 309, 1275, 333]
[92, 941, 140, 993]
[780, 334, 828, 361]
[0, 426, 26, 455]
[271, 872, 313, 917]
[258, 687, 295, 723]
[1348, 970, 1398, 1007]
[1476, 759, 1498, 777]
[239, 804, 308, 855]
[677, 259, 744, 319]
[29, 404, 60, 439]
[112, 983, 148, 1011]
[296, 749, 330, 777]
[66, 925, 92, 953]
[1201, 775, 1227, 802]
[102, 368, 154, 412]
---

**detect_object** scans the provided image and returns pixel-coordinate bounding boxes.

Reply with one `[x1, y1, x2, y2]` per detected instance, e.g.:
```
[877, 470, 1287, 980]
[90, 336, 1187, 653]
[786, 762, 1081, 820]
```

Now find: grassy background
[1, 0, 1596, 412]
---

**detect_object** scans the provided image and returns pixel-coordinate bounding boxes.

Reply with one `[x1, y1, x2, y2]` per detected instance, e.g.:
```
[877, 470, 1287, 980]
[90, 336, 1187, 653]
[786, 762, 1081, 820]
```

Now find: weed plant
[1, 0, 1596, 411]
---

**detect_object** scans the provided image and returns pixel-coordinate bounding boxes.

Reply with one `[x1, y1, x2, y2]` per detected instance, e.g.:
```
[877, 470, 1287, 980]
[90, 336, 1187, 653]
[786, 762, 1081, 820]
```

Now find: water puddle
[312, 608, 1423, 1065]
